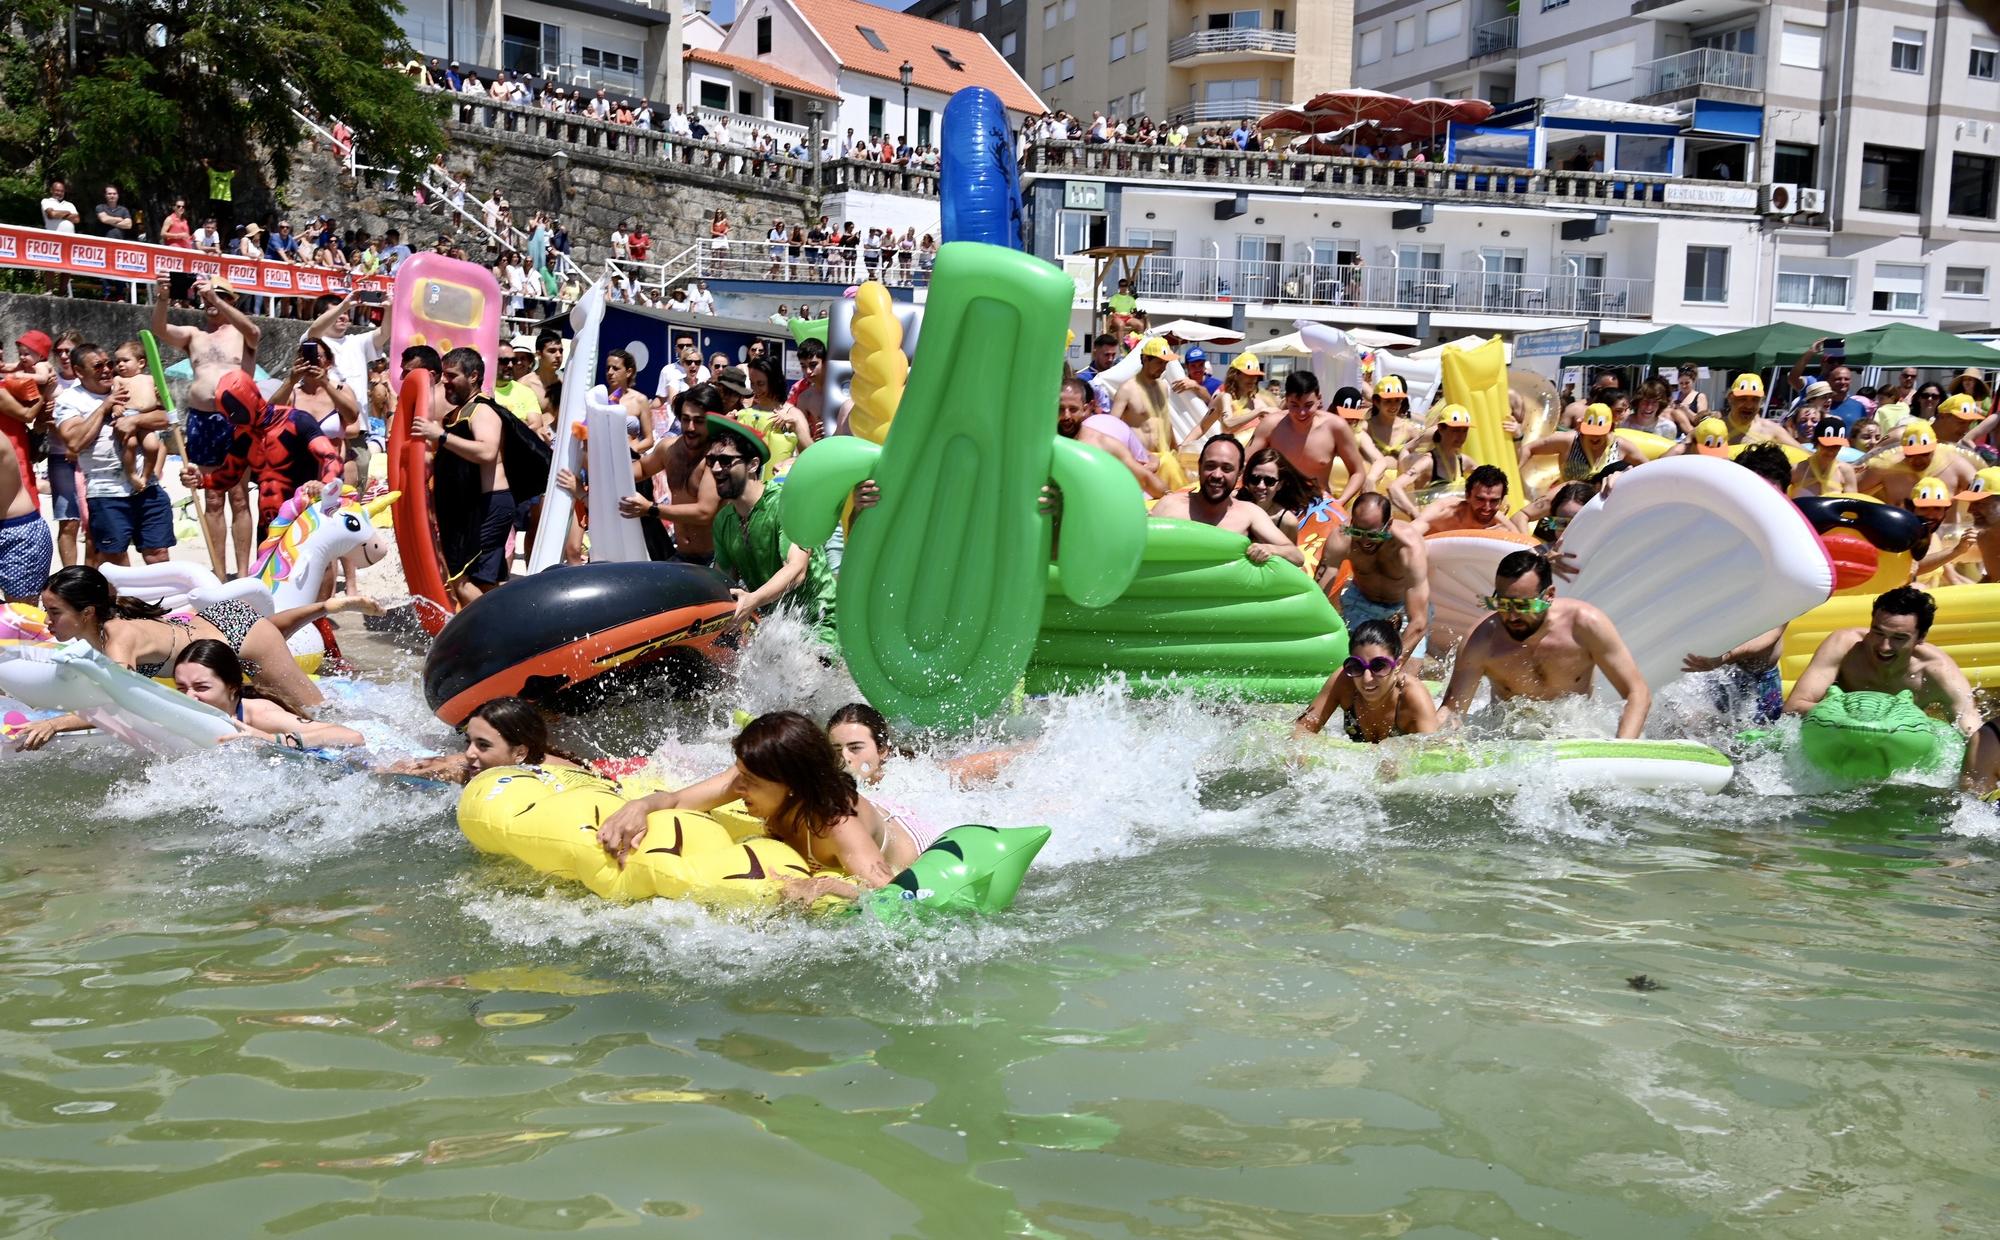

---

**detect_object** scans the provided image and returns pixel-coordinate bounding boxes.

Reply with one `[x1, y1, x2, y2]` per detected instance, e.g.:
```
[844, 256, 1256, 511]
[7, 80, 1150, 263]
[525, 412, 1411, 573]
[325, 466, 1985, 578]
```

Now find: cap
[704, 414, 769, 465]
[1802, 380, 1834, 403]
[1958, 466, 2000, 502]
[1939, 392, 1981, 419]
[1731, 373, 1765, 399]
[1229, 352, 1263, 376]
[1138, 337, 1177, 362]
[1434, 404, 1472, 429]
[14, 330, 52, 359]
[1579, 403, 1615, 437]
[1693, 417, 1732, 457]
[1900, 419, 1938, 457]
[715, 366, 753, 399]
[1815, 414, 1850, 446]
[1911, 476, 1953, 509]
[1183, 345, 1207, 364]
[1374, 375, 1407, 400]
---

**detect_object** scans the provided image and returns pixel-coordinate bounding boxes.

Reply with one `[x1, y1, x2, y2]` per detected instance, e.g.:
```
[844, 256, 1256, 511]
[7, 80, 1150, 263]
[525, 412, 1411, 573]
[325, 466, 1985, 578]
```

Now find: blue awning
[1690, 100, 1763, 139]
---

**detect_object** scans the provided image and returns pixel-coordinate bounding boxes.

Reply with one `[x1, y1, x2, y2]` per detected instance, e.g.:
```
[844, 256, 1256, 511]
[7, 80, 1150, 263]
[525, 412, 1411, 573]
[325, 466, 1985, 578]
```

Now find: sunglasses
[704, 452, 747, 467]
[1245, 474, 1281, 487]
[1479, 594, 1552, 616]
[1343, 655, 1399, 678]
[1345, 524, 1394, 543]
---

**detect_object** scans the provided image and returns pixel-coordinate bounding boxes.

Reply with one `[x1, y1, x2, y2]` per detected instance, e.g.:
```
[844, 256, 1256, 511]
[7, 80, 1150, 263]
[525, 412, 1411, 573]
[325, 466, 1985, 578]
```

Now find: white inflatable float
[1423, 529, 1537, 652]
[1564, 456, 1834, 692]
[0, 642, 235, 753]
[1093, 336, 1209, 441]
[1312, 736, 1734, 796]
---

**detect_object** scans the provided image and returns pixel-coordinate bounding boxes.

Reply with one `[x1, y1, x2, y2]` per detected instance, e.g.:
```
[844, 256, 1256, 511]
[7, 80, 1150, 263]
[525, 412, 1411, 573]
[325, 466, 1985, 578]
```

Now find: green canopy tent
[1670, 322, 1828, 374]
[1560, 324, 1713, 368]
[1838, 322, 2000, 369]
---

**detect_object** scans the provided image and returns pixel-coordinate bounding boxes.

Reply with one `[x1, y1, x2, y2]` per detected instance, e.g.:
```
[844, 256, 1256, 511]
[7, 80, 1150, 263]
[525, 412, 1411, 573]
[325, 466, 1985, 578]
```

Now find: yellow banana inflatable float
[847, 282, 908, 445]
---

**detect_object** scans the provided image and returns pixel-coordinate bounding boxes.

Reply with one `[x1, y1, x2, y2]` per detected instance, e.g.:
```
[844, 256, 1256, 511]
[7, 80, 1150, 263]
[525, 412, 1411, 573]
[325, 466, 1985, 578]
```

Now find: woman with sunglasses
[1235, 447, 1307, 540]
[1293, 619, 1438, 743]
[158, 199, 193, 250]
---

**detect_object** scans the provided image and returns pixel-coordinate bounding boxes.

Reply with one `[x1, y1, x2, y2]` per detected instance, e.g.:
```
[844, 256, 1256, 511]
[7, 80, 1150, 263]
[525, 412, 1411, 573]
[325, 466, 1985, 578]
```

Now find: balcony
[1116, 255, 1652, 321]
[1635, 47, 1762, 105]
[1472, 16, 1517, 58]
[1168, 28, 1300, 64]
[1023, 141, 1760, 216]
[1168, 98, 1289, 125]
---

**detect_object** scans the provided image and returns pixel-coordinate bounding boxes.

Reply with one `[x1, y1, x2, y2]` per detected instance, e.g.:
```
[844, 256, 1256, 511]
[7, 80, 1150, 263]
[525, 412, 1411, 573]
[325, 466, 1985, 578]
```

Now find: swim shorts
[442, 490, 516, 587]
[0, 511, 52, 599]
[86, 486, 174, 556]
[183, 406, 234, 468]
[1339, 581, 1408, 629]
[1712, 663, 1783, 724]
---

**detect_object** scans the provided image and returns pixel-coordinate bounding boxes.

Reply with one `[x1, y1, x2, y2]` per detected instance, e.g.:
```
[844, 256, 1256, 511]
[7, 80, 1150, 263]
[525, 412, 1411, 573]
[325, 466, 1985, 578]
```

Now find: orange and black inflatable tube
[422, 560, 742, 724]
[391, 370, 457, 635]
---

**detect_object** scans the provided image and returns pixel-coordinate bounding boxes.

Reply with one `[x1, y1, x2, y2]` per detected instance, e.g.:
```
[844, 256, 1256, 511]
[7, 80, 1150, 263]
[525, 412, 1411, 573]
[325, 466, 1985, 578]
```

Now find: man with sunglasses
[703, 415, 834, 638]
[631, 385, 724, 565]
[492, 341, 547, 435]
[1316, 492, 1430, 655]
[1150, 435, 1302, 566]
[1412, 464, 1527, 536]
[1244, 370, 1369, 509]
[1440, 549, 1650, 739]
[53, 343, 175, 567]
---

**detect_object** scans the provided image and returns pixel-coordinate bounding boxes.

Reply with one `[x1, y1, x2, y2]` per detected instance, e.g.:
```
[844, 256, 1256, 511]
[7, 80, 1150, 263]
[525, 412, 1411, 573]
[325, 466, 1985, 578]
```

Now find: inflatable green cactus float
[781, 242, 1149, 730]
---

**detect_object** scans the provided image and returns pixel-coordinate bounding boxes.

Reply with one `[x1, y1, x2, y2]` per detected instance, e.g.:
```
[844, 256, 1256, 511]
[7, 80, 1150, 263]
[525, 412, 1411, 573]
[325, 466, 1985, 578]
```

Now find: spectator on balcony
[837, 222, 860, 282]
[663, 286, 690, 313]
[1105, 280, 1141, 337]
[861, 228, 883, 282]
[767, 218, 788, 278]
[615, 99, 634, 128]
[806, 216, 829, 279]
[916, 234, 937, 284]
[690, 281, 716, 316]
[636, 99, 654, 131]
[191, 215, 221, 254]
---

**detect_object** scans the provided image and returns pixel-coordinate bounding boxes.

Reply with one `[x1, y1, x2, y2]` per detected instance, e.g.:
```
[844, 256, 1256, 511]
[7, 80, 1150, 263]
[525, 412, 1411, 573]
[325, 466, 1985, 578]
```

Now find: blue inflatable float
[940, 87, 1025, 251]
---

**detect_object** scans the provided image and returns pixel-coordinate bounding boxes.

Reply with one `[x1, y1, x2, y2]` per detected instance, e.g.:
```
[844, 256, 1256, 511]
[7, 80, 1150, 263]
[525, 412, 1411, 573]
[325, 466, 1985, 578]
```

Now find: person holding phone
[1788, 338, 1869, 424]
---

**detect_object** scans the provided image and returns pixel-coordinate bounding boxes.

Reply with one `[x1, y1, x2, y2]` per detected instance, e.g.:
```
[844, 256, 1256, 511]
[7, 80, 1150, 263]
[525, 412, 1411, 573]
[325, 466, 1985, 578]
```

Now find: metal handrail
[1113, 253, 1651, 319]
[1641, 47, 1762, 94]
[1167, 29, 1299, 61]
[1474, 16, 1518, 56]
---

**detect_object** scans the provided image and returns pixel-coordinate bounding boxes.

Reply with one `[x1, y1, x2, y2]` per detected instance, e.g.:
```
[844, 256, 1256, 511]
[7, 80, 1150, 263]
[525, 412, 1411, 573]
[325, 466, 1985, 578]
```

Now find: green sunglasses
[1479, 594, 1552, 616]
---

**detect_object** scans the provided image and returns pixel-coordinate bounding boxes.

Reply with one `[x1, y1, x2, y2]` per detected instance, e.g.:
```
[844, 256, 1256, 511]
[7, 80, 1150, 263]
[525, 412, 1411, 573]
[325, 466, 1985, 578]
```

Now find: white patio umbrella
[1149, 320, 1245, 345]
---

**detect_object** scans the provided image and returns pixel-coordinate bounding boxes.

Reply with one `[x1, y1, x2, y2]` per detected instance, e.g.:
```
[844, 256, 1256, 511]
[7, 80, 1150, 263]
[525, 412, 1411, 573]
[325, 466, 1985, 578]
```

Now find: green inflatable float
[782, 242, 1149, 730]
[856, 823, 1053, 923]
[1027, 518, 1350, 701]
[1798, 687, 1962, 782]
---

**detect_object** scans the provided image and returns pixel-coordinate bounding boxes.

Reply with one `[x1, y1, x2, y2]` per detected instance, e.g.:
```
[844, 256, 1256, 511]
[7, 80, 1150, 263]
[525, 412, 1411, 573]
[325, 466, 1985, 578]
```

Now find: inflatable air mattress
[0, 641, 237, 753]
[1312, 736, 1733, 796]
[1798, 688, 1962, 781]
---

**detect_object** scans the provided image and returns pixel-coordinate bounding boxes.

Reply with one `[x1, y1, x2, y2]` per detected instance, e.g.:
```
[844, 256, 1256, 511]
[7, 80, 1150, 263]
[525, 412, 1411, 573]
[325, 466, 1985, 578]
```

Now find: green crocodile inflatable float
[782, 242, 1149, 730]
[1798, 687, 1962, 782]
[856, 823, 1053, 923]
[1027, 518, 1349, 701]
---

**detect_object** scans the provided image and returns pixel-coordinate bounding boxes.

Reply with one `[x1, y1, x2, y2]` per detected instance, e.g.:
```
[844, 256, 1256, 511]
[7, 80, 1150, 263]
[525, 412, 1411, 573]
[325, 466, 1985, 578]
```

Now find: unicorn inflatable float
[101, 484, 398, 672]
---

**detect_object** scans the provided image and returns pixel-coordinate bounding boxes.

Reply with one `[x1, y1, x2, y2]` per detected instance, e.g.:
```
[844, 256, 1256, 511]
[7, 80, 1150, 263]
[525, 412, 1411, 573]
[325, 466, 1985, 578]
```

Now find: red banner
[0, 224, 392, 298]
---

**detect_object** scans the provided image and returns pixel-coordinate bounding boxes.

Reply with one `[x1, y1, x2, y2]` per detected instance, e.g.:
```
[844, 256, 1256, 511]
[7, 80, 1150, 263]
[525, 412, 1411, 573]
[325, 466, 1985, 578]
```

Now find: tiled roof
[686, 47, 841, 100]
[793, 0, 1044, 116]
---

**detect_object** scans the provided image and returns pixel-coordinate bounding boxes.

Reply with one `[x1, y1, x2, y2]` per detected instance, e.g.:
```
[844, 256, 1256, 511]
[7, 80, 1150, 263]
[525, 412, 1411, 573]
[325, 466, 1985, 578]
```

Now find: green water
[3, 685, 2000, 1238]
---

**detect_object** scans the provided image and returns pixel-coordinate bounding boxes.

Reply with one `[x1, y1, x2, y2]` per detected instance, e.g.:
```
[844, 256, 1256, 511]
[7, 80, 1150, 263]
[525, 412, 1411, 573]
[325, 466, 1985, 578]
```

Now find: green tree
[0, 0, 444, 225]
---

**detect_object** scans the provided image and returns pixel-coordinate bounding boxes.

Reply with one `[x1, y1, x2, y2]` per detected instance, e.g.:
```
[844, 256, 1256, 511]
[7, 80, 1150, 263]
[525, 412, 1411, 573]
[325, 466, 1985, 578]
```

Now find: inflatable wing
[1439, 338, 1523, 511]
[1296, 322, 1364, 398]
[1423, 529, 1537, 653]
[1563, 455, 1834, 693]
[529, 280, 604, 574]
[0, 642, 236, 753]
[940, 87, 1025, 250]
[584, 397, 649, 565]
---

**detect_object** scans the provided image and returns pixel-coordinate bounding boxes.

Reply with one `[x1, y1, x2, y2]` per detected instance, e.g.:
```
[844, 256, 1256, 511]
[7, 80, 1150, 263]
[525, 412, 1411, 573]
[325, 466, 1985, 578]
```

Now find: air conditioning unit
[1797, 187, 1828, 214]
[1762, 182, 1799, 215]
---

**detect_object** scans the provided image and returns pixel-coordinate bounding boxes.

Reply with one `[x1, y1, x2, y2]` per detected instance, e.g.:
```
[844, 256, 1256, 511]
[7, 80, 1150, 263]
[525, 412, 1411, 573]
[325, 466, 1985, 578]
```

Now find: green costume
[714, 478, 836, 639]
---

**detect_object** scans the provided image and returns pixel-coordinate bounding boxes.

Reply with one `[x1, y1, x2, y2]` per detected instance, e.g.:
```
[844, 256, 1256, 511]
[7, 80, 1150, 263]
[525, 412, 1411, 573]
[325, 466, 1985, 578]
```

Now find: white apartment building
[399, 0, 686, 104]
[1351, 0, 2000, 334]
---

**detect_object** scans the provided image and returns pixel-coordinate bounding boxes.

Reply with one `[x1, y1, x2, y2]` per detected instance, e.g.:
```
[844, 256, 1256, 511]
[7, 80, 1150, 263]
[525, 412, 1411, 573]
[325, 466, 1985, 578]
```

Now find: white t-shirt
[40, 196, 77, 234]
[321, 330, 380, 395]
[654, 362, 709, 399]
[52, 383, 140, 498]
[691, 289, 716, 315]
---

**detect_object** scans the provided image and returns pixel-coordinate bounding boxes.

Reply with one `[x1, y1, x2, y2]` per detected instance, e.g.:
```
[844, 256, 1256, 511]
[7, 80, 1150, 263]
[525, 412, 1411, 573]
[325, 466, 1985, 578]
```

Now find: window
[1861, 144, 1923, 213]
[1872, 263, 1925, 315]
[1128, 88, 1146, 115]
[1043, 3, 1056, 29]
[1001, 31, 1016, 57]
[1537, 59, 1566, 98]
[917, 107, 933, 145]
[1775, 265, 1851, 310]
[1041, 63, 1056, 89]
[1974, 40, 1999, 80]
[1951, 152, 1999, 218]
[1106, 94, 1122, 117]
[756, 15, 772, 54]
[736, 88, 753, 115]
[1394, 17, 1415, 54]
[1590, 42, 1635, 88]
[698, 81, 729, 110]
[1684, 246, 1729, 303]
[1132, 25, 1147, 53]
[1062, 0, 1074, 18]
[1773, 141, 1818, 188]
[1110, 32, 1126, 61]
[1396, 243, 1444, 271]
[1358, 28, 1383, 66]
[936, 9, 957, 25]
[868, 96, 884, 136]
[1061, 55, 1075, 81]
[1694, 24, 1754, 55]
[1947, 267, 1988, 297]
[1780, 21, 1823, 69]
[1426, 1, 1462, 44]
[972, 0, 987, 17]
[1891, 27, 1925, 74]
[858, 26, 888, 52]
[1614, 135, 1673, 174]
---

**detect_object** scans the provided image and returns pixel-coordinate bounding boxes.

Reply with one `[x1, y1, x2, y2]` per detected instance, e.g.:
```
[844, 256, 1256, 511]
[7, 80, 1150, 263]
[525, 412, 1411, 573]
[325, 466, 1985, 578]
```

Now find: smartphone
[357, 289, 387, 306]
[1823, 337, 1846, 362]
[299, 339, 325, 367]
[168, 272, 195, 302]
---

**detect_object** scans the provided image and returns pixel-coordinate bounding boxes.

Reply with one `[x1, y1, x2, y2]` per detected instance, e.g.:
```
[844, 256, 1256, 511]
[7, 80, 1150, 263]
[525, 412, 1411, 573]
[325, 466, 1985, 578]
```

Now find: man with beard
[411, 348, 519, 604]
[1150, 434, 1301, 565]
[1315, 492, 1430, 654]
[1056, 375, 1163, 496]
[1412, 464, 1527, 535]
[1440, 549, 1651, 739]
[704, 415, 835, 639]
[632, 384, 724, 565]
[1783, 585, 1978, 734]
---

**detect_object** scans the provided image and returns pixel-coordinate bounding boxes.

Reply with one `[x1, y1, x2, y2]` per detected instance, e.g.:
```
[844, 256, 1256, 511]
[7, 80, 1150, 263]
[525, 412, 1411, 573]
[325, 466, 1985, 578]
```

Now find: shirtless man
[1783, 585, 1979, 734]
[527, 329, 565, 415]
[1110, 338, 1186, 490]
[1857, 418, 1977, 506]
[1955, 467, 2000, 581]
[154, 273, 260, 579]
[633, 383, 724, 565]
[412, 347, 512, 605]
[1412, 464, 1528, 535]
[1058, 376, 1164, 497]
[1440, 549, 1651, 739]
[1317, 492, 1431, 653]
[0, 427, 49, 601]
[1149, 435, 1302, 566]
[1245, 370, 1369, 507]
[1788, 413, 1859, 497]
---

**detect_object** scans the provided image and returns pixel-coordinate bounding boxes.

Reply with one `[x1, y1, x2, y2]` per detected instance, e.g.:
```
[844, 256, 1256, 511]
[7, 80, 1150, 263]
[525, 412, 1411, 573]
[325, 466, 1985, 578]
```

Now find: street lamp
[899, 59, 912, 150]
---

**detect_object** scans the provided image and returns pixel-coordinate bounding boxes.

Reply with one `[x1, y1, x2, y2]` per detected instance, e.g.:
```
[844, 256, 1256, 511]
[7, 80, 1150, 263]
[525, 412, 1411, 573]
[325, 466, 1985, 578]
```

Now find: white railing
[688, 239, 935, 286]
[1474, 16, 1518, 56]
[1115, 254, 1652, 319]
[1640, 47, 1762, 96]
[1167, 29, 1299, 61]
[1168, 98, 1288, 125]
